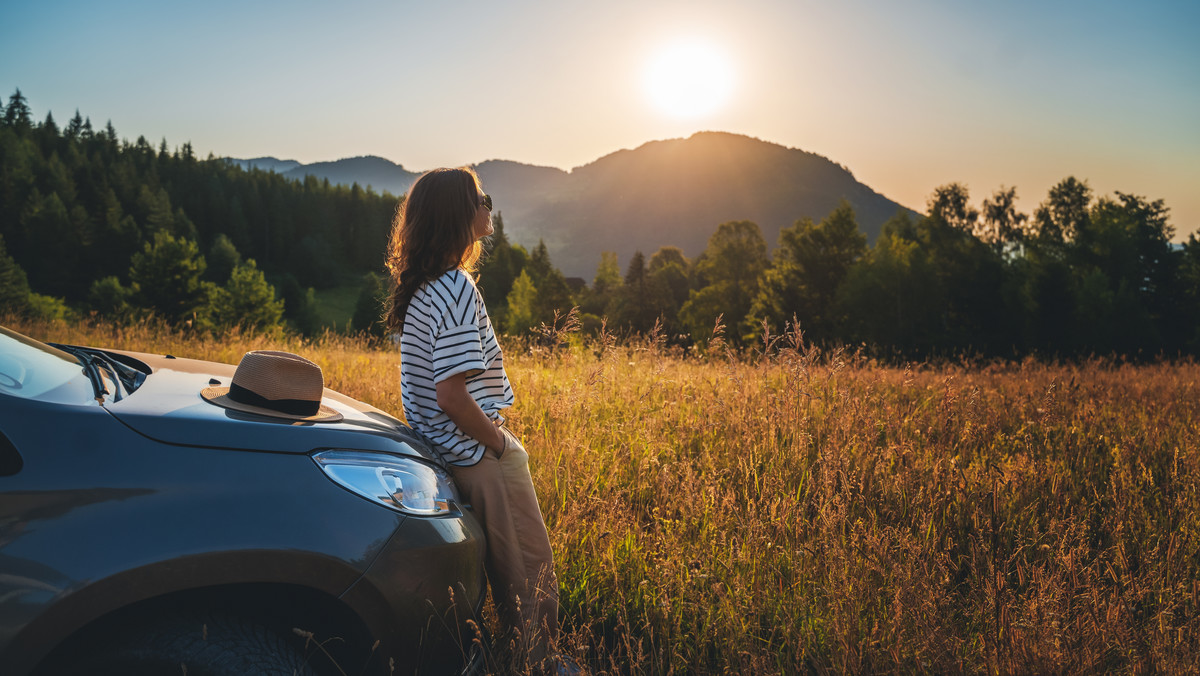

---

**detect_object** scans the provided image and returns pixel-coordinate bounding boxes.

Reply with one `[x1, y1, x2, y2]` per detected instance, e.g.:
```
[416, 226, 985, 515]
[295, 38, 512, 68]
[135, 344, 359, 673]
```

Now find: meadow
[7, 317, 1199, 674]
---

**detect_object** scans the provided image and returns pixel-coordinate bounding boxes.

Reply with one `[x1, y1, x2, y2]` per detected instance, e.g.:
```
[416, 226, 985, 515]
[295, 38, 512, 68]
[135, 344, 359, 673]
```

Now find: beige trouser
[449, 427, 558, 663]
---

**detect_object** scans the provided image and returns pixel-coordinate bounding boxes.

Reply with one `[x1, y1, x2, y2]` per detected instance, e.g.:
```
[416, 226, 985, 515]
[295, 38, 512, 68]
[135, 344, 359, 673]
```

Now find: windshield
[0, 327, 96, 403]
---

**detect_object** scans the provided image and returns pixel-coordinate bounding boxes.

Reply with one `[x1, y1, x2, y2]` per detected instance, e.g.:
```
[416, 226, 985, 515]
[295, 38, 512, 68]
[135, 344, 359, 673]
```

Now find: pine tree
[3, 89, 31, 128]
[206, 233, 242, 283]
[207, 259, 283, 331]
[526, 239, 573, 325]
[87, 276, 133, 318]
[66, 110, 85, 139]
[128, 231, 210, 324]
[609, 251, 660, 333]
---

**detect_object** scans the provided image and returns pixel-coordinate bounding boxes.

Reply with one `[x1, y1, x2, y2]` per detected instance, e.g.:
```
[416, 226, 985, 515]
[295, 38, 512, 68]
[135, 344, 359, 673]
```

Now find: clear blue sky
[3, 0, 1198, 238]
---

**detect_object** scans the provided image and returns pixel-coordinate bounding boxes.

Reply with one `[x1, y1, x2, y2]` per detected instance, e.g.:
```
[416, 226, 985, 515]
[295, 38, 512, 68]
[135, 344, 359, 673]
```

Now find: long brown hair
[384, 167, 485, 333]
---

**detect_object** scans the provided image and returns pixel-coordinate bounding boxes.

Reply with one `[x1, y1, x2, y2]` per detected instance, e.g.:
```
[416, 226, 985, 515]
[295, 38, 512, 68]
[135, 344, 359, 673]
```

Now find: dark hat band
[229, 382, 321, 416]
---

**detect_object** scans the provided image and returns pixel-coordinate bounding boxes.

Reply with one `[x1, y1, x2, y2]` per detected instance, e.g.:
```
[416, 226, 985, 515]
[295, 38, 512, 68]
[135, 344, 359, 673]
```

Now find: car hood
[100, 349, 437, 462]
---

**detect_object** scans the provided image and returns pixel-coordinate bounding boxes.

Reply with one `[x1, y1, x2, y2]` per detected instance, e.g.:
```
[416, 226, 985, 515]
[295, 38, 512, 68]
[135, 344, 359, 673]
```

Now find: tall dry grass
[7, 316, 1199, 674]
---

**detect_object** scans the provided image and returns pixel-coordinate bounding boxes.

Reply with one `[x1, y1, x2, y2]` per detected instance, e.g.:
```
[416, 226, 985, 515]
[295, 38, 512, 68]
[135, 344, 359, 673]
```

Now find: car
[0, 324, 487, 675]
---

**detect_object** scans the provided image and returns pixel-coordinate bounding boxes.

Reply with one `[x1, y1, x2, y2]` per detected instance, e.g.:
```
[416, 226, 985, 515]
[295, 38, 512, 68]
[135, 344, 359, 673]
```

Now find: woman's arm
[436, 372, 505, 453]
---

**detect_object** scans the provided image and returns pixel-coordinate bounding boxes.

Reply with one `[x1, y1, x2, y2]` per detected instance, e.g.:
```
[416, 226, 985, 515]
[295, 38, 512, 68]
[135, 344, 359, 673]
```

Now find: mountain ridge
[228, 132, 920, 278]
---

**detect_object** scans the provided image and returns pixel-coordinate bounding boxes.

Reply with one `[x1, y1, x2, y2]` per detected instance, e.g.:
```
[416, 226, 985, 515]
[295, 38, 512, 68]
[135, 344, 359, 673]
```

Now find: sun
[643, 39, 735, 119]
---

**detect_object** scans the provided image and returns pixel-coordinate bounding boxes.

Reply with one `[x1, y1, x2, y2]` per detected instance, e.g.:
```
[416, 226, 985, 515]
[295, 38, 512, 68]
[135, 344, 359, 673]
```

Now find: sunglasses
[479, 194, 493, 211]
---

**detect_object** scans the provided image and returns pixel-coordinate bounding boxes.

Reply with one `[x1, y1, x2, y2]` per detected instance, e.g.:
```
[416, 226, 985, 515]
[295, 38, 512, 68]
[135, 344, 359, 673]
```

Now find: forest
[3, 89, 1198, 359]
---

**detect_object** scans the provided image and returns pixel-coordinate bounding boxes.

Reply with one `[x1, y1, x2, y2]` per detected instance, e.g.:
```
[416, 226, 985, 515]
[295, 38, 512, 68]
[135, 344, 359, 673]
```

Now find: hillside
[482, 132, 918, 276]
[231, 133, 919, 278]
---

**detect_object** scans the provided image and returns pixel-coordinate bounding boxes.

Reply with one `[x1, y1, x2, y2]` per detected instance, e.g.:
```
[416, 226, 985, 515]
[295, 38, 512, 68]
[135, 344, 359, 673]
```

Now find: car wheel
[71, 612, 316, 676]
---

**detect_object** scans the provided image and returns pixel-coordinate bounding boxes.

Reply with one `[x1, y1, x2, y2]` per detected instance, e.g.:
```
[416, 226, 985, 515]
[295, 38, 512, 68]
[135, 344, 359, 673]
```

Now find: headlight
[312, 450, 458, 516]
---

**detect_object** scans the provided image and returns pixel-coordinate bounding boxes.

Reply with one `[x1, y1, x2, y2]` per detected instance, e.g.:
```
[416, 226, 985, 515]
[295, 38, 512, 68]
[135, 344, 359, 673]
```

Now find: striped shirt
[400, 268, 514, 466]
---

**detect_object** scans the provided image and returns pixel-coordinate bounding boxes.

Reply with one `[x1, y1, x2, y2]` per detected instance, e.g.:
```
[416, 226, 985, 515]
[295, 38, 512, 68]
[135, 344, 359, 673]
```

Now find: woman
[384, 167, 560, 669]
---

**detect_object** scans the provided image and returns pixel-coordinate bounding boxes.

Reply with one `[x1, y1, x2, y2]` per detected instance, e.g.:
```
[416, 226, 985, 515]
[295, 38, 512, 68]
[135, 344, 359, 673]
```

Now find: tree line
[3, 89, 1198, 358]
[554, 182, 1200, 358]
[0, 89, 395, 333]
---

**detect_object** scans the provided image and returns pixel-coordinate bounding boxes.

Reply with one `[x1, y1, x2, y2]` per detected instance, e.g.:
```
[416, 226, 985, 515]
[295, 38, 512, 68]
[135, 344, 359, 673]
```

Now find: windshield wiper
[57, 346, 110, 403]
[88, 350, 142, 398]
[50, 344, 146, 401]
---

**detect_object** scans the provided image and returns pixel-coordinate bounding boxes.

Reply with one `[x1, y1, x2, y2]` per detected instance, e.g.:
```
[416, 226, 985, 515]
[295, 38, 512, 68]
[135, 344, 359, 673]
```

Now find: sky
[3, 0, 1198, 239]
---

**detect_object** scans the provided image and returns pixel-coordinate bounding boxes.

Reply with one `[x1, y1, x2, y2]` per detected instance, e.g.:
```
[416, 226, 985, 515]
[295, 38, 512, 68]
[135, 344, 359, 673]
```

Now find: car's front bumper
[340, 508, 488, 675]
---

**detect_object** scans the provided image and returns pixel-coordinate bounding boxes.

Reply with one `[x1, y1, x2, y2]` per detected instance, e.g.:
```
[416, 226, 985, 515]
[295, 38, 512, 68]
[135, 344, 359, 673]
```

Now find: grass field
[6, 317, 1199, 674]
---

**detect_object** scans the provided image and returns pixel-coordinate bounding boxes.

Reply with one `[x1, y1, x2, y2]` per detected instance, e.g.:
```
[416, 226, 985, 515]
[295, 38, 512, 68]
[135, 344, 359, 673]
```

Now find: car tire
[70, 612, 316, 676]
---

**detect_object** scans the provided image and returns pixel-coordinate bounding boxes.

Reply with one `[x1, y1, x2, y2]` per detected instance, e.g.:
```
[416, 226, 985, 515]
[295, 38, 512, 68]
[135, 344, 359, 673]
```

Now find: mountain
[476, 133, 918, 277]
[225, 156, 302, 174]
[228, 155, 419, 196]
[229, 133, 919, 278]
[279, 156, 420, 196]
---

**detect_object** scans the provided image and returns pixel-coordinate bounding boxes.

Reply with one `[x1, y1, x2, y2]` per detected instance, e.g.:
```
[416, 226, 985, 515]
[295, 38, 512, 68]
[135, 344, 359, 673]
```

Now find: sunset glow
[3, 1, 1196, 237]
[643, 39, 735, 119]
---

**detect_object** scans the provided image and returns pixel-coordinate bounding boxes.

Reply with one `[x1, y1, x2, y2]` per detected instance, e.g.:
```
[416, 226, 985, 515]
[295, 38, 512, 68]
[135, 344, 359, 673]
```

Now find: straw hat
[201, 350, 343, 422]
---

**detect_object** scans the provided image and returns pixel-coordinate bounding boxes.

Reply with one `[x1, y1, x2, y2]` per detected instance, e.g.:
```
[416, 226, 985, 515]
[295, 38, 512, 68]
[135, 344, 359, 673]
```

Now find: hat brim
[200, 386, 344, 423]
